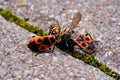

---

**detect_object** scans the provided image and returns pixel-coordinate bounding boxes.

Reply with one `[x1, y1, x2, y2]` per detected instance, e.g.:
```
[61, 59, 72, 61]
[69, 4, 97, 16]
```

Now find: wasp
[49, 12, 98, 54]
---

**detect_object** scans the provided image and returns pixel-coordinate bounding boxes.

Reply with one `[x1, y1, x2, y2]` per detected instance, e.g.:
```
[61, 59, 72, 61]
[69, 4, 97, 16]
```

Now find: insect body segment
[70, 32, 97, 53]
[27, 35, 58, 52]
[27, 18, 60, 53]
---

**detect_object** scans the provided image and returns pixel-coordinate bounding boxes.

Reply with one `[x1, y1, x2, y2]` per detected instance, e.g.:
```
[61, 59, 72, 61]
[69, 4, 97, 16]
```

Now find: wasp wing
[58, 12, 81, 41]
[69, 12, 81, 30]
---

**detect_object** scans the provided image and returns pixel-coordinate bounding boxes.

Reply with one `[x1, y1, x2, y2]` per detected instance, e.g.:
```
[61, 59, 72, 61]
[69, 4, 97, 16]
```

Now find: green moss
[0, 8, 46, 36]
[69, 51, 120, 80]
[0, 7, 119, 80]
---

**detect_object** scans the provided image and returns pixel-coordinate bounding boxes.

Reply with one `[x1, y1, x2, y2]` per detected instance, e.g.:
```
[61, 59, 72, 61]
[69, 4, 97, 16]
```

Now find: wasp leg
[64, 36, 69, 47]
[51, 45, 56, 53]
[65, 40, 69, 47]
[64, 33, 72, 47]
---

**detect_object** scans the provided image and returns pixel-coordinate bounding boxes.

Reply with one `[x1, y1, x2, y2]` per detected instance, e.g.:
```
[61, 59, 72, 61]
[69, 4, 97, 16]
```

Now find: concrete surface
[0, 0, 120, 80]
[0, 15, 114, 80]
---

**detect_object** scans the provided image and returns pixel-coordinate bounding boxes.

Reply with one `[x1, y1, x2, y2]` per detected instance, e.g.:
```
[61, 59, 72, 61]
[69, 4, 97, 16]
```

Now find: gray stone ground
[0, 0, 120, 80]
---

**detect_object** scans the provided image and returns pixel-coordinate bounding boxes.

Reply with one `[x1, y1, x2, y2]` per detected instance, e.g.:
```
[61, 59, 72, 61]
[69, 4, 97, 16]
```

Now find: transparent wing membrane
[69, 12, 81, 30]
